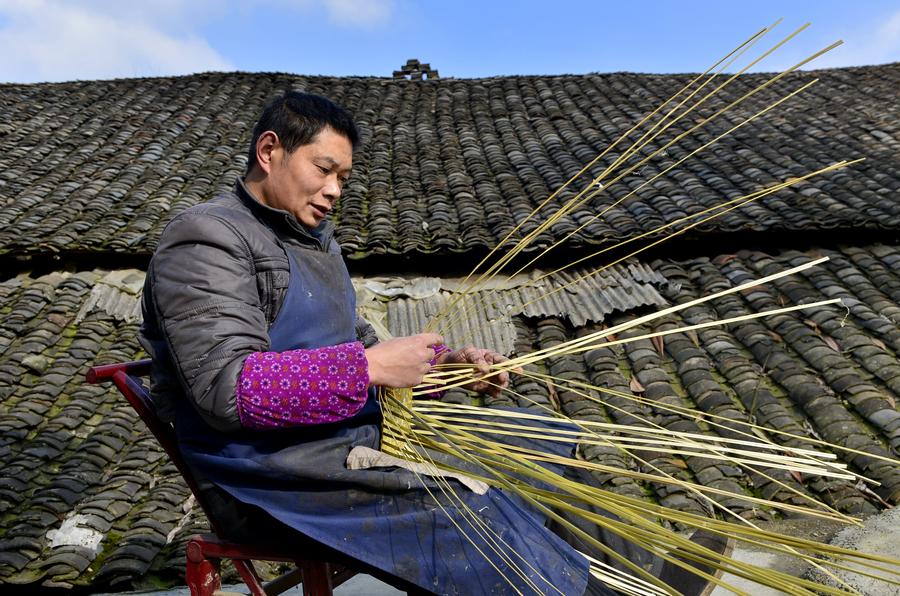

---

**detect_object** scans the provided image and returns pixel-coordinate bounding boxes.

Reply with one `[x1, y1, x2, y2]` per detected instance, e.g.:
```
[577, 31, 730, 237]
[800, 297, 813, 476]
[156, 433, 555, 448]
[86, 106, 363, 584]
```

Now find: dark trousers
[202, 466, 658, 595]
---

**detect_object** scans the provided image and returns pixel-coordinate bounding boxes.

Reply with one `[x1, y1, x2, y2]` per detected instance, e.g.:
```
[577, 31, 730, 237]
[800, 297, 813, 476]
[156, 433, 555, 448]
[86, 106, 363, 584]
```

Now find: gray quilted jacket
[139, 179, 377, 432]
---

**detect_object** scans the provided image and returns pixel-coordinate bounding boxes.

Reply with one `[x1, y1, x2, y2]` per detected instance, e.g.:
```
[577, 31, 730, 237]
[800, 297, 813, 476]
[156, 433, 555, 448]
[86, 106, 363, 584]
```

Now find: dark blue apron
[173, 245, 590, 595]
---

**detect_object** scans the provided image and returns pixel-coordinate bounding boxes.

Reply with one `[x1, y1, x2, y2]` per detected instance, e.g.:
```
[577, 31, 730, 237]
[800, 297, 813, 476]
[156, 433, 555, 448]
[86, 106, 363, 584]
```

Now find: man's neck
[243, 169, 269, 208]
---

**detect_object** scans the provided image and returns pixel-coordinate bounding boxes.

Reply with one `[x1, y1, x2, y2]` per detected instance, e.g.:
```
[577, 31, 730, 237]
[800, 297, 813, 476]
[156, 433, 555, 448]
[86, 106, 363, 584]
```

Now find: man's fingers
[420, 333, 444, 347]
[463, 346, 481, 360]
[433, 345, 518, 397]
[487, 352, 522, 375]
[413, 333, 443, 365]
[486, 351, 508, 364]
[483, 351, 513, 376]
[466, 349, 491, 376]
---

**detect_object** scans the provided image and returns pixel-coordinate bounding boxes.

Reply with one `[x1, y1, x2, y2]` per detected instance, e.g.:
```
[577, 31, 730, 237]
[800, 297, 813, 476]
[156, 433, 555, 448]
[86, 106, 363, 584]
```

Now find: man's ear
[255, 131, 281, 175]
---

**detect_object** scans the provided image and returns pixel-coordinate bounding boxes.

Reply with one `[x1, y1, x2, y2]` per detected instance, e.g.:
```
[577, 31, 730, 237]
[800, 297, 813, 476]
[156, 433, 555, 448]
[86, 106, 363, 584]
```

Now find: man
[142, 90, 734, 595]
[140, 91, 604, 594]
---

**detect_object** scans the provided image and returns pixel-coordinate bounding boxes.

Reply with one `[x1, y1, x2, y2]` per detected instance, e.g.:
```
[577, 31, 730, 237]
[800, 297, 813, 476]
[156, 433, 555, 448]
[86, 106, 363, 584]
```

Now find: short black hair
[246, 91, 360, 174]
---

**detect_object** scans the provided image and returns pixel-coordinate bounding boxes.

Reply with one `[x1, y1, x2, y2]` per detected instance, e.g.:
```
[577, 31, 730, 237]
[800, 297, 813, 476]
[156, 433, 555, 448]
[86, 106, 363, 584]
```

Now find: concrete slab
[710, 510, 900, 595]
[94, 573, 402, 596]
[807, 507, 900, 595]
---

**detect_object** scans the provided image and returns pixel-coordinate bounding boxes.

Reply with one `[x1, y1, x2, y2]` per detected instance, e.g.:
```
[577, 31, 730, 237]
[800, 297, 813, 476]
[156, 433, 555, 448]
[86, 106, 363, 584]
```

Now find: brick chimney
[392, 58, 439, 80]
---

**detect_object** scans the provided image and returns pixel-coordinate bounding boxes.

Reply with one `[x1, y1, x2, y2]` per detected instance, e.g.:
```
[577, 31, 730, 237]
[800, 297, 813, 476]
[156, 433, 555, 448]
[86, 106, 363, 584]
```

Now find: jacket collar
[234, 177, 335, 250]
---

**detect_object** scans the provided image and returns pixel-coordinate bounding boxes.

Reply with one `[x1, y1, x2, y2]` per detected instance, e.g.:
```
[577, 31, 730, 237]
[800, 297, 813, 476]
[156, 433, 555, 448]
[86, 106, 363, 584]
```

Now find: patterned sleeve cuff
[430, 343, 450, 366]
[236, 341, 370, 429]
[422, 344, 451, 399]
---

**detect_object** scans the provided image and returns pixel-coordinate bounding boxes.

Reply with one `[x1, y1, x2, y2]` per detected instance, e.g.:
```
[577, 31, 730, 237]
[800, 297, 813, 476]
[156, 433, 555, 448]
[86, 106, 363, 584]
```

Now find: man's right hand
[365, 333, 444, 388]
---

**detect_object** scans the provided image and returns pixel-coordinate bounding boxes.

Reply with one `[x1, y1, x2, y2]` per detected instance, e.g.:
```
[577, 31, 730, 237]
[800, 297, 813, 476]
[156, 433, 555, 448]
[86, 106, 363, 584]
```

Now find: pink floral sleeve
[235, 341, 370, 429]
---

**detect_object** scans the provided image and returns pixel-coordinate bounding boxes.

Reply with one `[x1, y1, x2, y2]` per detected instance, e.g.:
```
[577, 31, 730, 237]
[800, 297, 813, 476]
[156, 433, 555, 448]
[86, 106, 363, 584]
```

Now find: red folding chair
[87, 360, 358, 596]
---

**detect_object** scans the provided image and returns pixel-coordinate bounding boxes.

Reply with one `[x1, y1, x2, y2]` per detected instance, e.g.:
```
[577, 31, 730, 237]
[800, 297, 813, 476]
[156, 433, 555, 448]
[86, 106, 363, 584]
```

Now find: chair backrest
[86, 360, 224, 535]
[87, 361, 357, 596]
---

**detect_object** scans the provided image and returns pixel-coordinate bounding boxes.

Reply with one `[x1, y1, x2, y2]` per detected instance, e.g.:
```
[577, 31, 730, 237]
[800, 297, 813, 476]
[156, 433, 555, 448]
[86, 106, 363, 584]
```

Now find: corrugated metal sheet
[383, 263, 671, 353]
[75, 270, 144, 323]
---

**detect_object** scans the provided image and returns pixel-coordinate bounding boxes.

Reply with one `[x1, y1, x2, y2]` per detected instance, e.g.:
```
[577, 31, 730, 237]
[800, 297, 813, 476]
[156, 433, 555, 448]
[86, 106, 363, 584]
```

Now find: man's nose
[323, 176, 341, 201]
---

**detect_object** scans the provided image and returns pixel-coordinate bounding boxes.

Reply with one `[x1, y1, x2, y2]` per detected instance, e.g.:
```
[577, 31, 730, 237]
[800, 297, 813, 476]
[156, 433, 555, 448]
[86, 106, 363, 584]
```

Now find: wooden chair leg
[232, 559, 267, 596]
[186, 540, 222, 596]
[301, 561, 334, 596]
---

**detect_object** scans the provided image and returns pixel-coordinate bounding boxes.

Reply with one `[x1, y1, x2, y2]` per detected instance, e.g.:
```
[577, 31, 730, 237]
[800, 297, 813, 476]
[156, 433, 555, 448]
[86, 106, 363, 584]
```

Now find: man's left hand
[434, 346, 512, 397]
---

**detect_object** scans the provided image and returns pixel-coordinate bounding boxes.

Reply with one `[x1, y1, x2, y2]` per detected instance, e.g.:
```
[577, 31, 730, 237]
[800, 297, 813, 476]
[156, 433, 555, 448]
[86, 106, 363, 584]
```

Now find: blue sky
[1, 0, 899, 83]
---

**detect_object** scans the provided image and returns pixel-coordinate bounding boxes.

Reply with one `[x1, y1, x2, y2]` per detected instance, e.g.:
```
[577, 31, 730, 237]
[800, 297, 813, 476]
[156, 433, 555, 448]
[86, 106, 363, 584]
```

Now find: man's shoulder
[162, 191, 263, 240]
[176, 191, 253, 222]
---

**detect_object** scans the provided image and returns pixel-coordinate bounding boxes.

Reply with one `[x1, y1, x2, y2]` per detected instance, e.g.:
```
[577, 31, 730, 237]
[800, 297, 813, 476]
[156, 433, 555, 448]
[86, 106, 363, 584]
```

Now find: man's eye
[317, 165, 329, 174]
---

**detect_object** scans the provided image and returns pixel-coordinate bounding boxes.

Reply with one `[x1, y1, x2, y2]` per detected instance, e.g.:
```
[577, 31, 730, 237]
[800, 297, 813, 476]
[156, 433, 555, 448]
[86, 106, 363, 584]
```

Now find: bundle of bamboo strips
[379, 19, 900, 595]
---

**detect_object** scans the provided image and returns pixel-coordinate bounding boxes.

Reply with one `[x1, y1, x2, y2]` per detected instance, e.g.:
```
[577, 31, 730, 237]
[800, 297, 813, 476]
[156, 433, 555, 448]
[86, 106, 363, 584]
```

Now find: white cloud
[0, 0, 396, 83]
[0, 0, 233, 83]
[323, 0, 393, 29]
[810, 10, 900, 69]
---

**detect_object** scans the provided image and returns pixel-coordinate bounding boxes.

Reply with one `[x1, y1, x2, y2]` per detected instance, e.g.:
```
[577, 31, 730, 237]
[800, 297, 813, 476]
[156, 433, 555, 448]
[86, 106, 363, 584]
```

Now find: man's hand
[365, 333, 444, 388]
[435, 346, 512, 397]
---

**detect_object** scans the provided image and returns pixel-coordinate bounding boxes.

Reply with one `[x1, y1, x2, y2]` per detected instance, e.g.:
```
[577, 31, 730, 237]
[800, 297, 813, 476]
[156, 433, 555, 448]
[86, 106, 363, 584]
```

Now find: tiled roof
[0, 62, 898, 591]
[1, 244, 898, 588]
[0, 270, 206, 589]
[0, 65, 898, 260]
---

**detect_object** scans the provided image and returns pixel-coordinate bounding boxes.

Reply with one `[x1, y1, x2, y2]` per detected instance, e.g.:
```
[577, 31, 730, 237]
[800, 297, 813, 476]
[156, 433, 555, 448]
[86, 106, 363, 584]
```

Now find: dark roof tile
[2, 231, 900, 588]
[2, 66, 899, 259]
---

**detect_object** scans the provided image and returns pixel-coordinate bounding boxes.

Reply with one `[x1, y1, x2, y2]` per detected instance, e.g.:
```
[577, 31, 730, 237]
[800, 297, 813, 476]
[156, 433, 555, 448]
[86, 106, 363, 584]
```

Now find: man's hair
[246, 91, 360, 174]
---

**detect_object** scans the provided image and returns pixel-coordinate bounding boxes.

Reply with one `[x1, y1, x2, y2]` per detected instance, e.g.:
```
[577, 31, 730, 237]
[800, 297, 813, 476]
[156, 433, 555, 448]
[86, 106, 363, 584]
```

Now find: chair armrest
[86, 359, 153, 383]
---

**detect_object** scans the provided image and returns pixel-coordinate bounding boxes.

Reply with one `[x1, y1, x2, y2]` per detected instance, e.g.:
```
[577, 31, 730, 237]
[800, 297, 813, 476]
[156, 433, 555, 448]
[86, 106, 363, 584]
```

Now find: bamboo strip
[392, 386, 884, 588]
[494, 368, 868, 530]
[514, 161, 858, 314]
[403, 376, 868, 588]
[425, 24, 776, 333]
[373, 19, 900, 594]
[413, 414, 851, 478]
[432, 24, 790, 336]
[519, 368, 897, 471]
[413, 422, 856, 522]
[406, 414, 887, 593]
[493, 79, 819, 289]
[419, 298, 841, 394]
[400, 402, 862, 595]
[413, 402, 837, 461]
[379, 394, 557, 594]
[438, 31, 845, 338]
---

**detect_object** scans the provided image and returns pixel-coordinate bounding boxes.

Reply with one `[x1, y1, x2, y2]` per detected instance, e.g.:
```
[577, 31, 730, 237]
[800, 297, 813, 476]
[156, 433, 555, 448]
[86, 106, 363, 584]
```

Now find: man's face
[263, 127, 353, 229]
